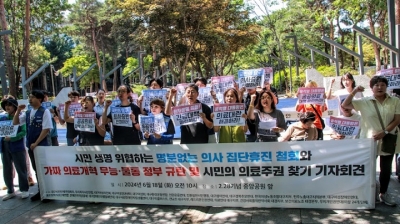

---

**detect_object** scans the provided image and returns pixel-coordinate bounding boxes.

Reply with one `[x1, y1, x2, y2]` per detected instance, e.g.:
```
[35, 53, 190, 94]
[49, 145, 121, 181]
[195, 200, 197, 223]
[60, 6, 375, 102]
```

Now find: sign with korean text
[142, 89, 167, 111]
[111, 107, 132, 127]
[138, 114, 166, 134]
[263, 67, 273, 85]
[0, 120, 18, 137]
[238, 69, 264, 89]
[27, 102, 53, 111]
[59, 102, 82, 120]
[171, 103, 203, 126]
[297, 87, 325, 105]
[176, 83, 190, 105]
[198, 87, 212, 107]
[211, 75, 235, 103]
[35, 139, 375, 209]
[74, 112, 96, 133]
[376, 68, 400, 89]
[328, 116, 360, 136]
[131, 93, 138, 105]
[213, 103, 245, 126]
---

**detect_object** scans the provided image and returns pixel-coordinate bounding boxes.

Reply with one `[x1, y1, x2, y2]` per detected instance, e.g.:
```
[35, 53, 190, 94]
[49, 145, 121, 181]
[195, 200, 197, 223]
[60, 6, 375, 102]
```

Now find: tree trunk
[0, 0, 16, 96]
[368, 7, 381, 71]
[90, 23, 104, 91]
[22, 0, 31, 91]
[396, 0, 400, 24]
[112, 54, 117, 91]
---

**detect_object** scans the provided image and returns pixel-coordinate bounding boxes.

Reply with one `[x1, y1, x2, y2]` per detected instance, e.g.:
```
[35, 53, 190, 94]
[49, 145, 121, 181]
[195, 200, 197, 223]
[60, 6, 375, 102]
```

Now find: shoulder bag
[372, 100, 397, 154]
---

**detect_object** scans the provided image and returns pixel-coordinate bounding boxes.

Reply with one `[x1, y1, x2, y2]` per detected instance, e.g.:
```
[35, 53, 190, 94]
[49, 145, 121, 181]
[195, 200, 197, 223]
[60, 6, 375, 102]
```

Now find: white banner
[138, 114, 167, 134]
[74, 112, 96, 133]
[211, 76, 235, 103]
[375, 68, 400, 89]
[0, 120, 18, 137]
[171, 103, 203, 126]
[213, 103, 245, 126]
[238, 69, 264, 89]
[198, 87, 213, 107]
[328, 116, 360, 136]
[111, 107, 132, 127]
[35, 139, 375, 209]
[59, 102, 82, 119]
[263, 67, 273, 85]
[142, 89, 167, 112]
[297, 88, 325, 105]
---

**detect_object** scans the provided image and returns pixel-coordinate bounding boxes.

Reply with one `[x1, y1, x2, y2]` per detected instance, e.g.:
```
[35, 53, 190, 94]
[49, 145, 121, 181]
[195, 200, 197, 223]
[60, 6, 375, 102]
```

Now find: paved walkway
[1, 161, 400, 223]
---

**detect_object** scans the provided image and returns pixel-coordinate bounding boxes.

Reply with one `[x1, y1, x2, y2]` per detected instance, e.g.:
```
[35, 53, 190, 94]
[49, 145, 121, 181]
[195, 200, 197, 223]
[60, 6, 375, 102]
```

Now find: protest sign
[131, 93, 138, 105]
[0, 120, 18, 137]
[28, 101, 53, 111]
[86, 92, 97, 97]
[263, 67, 273, 85]
[328, 116, 360, 136]
[238, 68, 264, 89]
[258, 119, 277, 136]
[198, 87, 213, 107]
[376, 68, 400, 89]
[111, 107, 132, 127]
[171, 103, 203, 126]
[211, 75, 235, 103]
[213, 103, 245, 126]
[59, 102, 82, 119]
[175, 83, 190, 104]
[35, 139, 375, 209]
[74, 112, 96, 133]
[138, 114, 167, 134]
[142, 89, 167, 111]
[297, 87, 325, 105]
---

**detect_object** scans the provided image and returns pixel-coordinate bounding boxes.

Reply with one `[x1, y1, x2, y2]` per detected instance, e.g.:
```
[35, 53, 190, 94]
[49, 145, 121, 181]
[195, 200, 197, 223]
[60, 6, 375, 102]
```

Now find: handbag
[372, 101, 397, 154]
[310, 104, 325, 129]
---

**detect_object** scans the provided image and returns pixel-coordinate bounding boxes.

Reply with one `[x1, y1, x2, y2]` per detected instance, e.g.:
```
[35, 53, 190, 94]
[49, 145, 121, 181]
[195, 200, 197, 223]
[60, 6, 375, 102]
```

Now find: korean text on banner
[297, 87, 325, 106]
[238, 69, 264, 89]
[328, 116, 360, 136]
[211, 75, 235, 103]
[213, 103, 245, 126]
[74, 112, 96, 133]
[198, 87, 213, 107]
[138, 114, 167, 134]
[0, 120, 18, 137]
[375, 68, 400, 89]
[142, 89, 167, 112]
[171, 103, 203, 126]
[175, 83, 190, 104]
[35, 139, 375, 209]
[111, 107, 132, 127]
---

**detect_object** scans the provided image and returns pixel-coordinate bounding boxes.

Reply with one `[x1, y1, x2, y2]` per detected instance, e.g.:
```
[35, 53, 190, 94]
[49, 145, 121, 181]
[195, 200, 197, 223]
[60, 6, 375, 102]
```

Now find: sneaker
[28, 177, 35, 186]
[380, 193, 396, 207]
[2, 192, 16, 201]
[375, 181, 381, 202]
[30, 192, 41, 201]
[20, 191, 29, 199]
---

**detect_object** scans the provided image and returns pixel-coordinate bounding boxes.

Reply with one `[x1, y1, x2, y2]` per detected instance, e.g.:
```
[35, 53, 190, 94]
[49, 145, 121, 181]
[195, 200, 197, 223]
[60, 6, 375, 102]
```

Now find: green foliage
[28, 43, 55, 70]
[131, 84, 148, 96]
[42, 34, 75, 70]
[60, 54, 99, 88]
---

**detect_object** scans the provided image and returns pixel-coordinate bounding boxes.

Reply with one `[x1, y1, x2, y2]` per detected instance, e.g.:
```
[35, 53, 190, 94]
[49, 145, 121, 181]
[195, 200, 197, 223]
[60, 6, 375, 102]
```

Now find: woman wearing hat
[0, 98, 30, 200]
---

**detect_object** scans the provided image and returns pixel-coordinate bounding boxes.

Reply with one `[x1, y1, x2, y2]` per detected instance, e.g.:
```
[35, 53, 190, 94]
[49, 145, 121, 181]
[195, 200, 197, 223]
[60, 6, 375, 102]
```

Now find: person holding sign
[65, 96, 105, 146]
[59, 91, 80, 146]
[143, 99, 175, 145]
[342, 76, 400, 206]
[211, 88, 247, 143]
[103, 84, 142, 145]
[329, 101, 361, 140]
[278, 112, 318, 142]
[13, 90, 53, 202]
[295, 80, 327, 140]
[247, 91, 286, 142]
[0, 98, 30, 201]
[138, 78, 164, 115]
[166, 84, 213, 144]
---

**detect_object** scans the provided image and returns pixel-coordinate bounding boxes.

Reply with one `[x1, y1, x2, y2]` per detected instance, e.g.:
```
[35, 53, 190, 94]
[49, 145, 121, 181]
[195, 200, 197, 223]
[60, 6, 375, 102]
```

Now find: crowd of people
[0, 74, 399, 207]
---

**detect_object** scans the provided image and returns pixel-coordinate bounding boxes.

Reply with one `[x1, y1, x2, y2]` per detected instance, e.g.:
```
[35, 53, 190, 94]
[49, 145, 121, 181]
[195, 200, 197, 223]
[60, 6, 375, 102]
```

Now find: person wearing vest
[13, 90, 53, 202]
[1, 98, 30, 201]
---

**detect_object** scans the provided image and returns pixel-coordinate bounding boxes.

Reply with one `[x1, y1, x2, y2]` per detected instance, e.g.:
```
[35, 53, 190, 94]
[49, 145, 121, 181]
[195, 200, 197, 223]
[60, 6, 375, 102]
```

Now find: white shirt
[19, 107, 53, 130]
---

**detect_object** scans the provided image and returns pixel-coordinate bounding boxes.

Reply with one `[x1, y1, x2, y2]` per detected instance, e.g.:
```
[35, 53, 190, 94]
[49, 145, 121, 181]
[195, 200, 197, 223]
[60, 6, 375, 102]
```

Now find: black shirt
[107, 103, 141, 145]
[79, 113, 104, 146]
[245, 91, 260, 136]
[180, 102, 212, 144]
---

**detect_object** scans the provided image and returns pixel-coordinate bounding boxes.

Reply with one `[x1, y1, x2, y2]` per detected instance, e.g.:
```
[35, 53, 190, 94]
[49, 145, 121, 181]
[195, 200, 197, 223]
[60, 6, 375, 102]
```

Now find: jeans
[379, 154, 395, 194]
[67, 138, 75, 146]
[1, 142, 29, 193]
[317, 128, 323, 140]
[51, 136, 59, 146]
